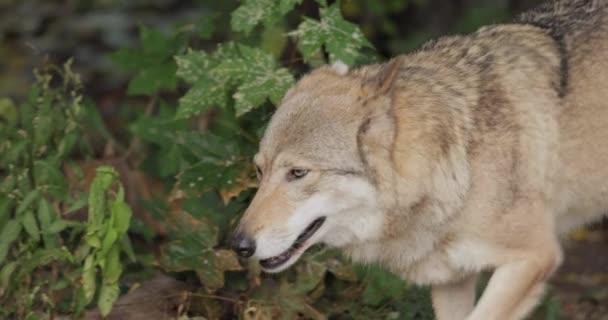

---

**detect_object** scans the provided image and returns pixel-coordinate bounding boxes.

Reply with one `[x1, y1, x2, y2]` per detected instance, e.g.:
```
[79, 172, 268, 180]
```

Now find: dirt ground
[550, 223, 608, 320]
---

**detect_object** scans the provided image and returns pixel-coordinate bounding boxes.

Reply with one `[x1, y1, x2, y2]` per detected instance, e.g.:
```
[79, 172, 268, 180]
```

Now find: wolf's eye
[255, 165, 263, 179]
[287, 168, 309, 181]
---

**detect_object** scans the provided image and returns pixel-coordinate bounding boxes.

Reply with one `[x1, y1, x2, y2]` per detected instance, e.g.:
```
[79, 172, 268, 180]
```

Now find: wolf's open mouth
[260, 217, 326, 270]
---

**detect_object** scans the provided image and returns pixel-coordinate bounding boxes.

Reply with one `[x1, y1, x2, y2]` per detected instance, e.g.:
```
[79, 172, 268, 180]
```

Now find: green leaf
[120, 237, 136, 263]
[175, 80, 227, 119]
[175, 50, 213, 84]
[192, 16, 216, 39]
[82, 255, 97, 303]
[233, 67, 294, 116]
[110, 26, 179, 71]
[98, 283, 119, 317]
[21, 210, 40, 241]
[16, 189, 41, 216]
[110, 26, 181, 95]
[179, 162, 244, 194]
[231, 0, 277, 34]
[103, 245, 122, 284]
[294, 261, 327, 294]
[110, 201, 132, 235]
[0, 97, 17, 129]
[162, 215, 218, 271]
[0, 219, 22, 264]
[38, 198, 59, 247]
[127, 63, 178, 96]
[0, 261, 17, 291]
[358, 265, 409, 306]
[175, 43, 293, 118]
[85, 234, 102, 248]
[231, 0, 303, 34]
[290, 4, 373, 64]
[176, 131, 239, 162]
[99, 229, 118, 259]
[88, 166, 118, 231]
[44, 219, 83, 234]
[34, 160, 68, 199]
[213, 44, 294, 116]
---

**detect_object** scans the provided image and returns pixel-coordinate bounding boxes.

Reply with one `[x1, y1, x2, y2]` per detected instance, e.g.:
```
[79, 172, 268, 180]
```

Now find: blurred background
[1, 0, 607, 319]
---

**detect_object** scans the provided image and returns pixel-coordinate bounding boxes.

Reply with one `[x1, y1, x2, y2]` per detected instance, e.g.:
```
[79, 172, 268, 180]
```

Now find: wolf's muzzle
[231, 232, 256, 258]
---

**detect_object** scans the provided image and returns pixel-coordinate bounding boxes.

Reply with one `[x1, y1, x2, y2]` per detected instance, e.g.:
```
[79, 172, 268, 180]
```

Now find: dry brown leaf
[219, 172, 257, 205]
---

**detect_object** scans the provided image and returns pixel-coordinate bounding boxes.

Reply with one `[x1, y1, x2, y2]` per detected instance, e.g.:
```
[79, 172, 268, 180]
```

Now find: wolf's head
[231, 59, 407, 272]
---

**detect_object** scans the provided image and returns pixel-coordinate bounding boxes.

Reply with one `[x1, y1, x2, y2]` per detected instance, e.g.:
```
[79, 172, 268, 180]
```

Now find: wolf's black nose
[231, 232, 256, 258]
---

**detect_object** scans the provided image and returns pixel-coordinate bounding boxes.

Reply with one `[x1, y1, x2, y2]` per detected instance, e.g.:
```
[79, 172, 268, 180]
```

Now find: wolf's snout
[231, 232, 256, 258]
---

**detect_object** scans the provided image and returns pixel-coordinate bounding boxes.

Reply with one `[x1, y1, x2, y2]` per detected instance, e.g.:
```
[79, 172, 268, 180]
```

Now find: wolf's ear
[331, 60, 350, 76]
[363, 58, 403, 97]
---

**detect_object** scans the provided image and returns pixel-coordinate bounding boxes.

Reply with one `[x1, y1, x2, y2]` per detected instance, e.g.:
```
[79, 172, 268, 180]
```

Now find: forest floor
[551, 224, 608, 320]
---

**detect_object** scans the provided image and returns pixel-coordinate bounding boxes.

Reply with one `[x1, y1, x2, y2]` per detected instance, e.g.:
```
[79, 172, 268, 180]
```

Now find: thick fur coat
[233, 1, 608, 319]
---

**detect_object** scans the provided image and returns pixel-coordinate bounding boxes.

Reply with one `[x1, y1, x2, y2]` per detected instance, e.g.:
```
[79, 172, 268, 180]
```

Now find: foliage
[0, 63, 133, 318]
[0, 0, 568, 319]
[107, 0, 435, 318]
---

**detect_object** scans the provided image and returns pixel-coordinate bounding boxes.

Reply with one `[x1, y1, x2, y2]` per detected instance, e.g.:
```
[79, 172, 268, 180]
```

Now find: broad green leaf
[194, 251, 242, 291]
[85, 234, 102, 249]
[179, 162, 244, 195]
[110, 201, 132, 234]
[212, 45, 294, 116]
[127, 63, 178, 96]
[175, 80, 227, 119]
[175, 50, 213, 84]
[103, 246, 122, 284]
[98, 282, 119, 317]
[290, 4, 373, 64]
[99, 229, 118, 259]
[110, 27, 179, 71]
[110, 26, 181, 96]
[231, 0, 303, 34]
[82, 255, 97, 303]
[110, 48, 149, 71]
[176, 131, 239, 162]
[175, 43, 293, 118]
[233, 67, 294, 116]
[231, 0, 277, 34]
[0, 219, 22, 264]
[21, 210, 40, 241]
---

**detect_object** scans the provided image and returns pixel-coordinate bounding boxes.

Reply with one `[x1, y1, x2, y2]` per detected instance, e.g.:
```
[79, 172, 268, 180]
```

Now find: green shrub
[0, 62, 134, 318]
[109, 0, 433, 318]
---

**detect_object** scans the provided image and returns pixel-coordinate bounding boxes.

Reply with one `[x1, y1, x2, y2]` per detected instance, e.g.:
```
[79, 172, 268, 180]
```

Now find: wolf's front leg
[432, 275, 477, 320]
[465, 246, 561, 320]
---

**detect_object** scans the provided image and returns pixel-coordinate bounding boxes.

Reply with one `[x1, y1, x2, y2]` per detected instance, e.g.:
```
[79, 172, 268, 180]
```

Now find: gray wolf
[232, 1, 608, 319]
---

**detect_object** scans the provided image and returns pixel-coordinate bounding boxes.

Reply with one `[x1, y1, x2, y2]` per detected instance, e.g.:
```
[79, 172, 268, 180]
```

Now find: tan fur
[235, 1, 608, 319]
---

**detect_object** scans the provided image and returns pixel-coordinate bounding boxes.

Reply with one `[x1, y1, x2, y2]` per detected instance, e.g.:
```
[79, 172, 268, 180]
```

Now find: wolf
[231, 1, 608, 319]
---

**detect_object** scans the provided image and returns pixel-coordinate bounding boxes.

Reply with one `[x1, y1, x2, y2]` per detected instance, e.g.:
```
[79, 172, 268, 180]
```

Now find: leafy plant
[81, 166, 134, 316]
[0, 62, 133, 318]
[112, 0, 435, 319]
